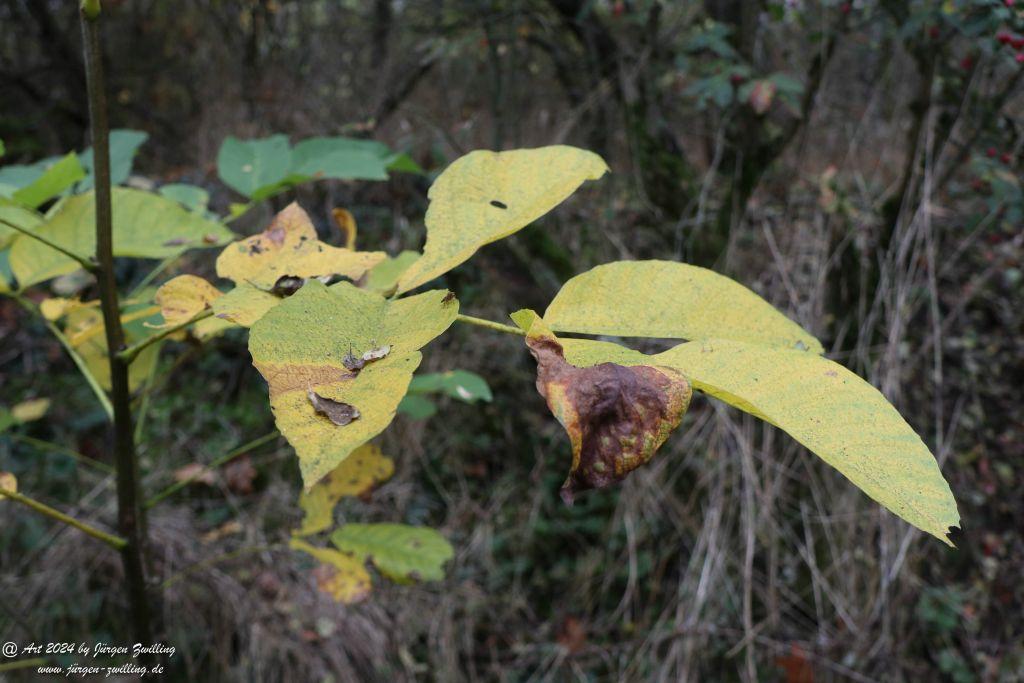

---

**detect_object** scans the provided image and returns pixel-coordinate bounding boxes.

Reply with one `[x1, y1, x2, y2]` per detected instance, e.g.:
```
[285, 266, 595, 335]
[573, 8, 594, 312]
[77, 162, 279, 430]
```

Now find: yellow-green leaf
[248, 281, 457, 488]
[0, 202, 42, 250]
[330, 523, 453, 583]
[290, 538, 372, 604]
[364, 250, 420, 293]
[211, 282, 278, 328]
[154, 274, 222, 327]
[553, 334, 960, 545]
[215, 202, 384, 288]
[11, 152, 85, 209]
[0, 471, 16, 496]
[395, 146, 608, 294]
[296, 443, 395, 536]
[544, 260, 823, 353]
[9, 188, 235, 287]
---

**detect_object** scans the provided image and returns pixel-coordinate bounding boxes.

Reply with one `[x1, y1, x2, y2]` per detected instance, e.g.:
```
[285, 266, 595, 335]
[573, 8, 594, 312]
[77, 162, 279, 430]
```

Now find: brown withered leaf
[224, 455, 257, 495]
[308, 389, 361, 426]
[524, 334, 692, 504]
[174, 462, 217, 486]
[361, 344, 391, 362]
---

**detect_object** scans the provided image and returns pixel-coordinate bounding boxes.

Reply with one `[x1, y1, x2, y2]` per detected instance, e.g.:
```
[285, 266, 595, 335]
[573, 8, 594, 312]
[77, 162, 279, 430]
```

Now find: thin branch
[0, 488, 126, 550]
[144, 430, 280, 509]
[117, 309, 214, 363]
[0, 216, 97, 273]
[455, 313, 526, 336]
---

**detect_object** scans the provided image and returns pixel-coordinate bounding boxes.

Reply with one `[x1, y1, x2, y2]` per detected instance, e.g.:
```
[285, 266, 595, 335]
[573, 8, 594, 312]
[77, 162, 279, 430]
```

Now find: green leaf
[78, 129, 149, 190]
[396, 394, 437, 420]
[0, 155, 63, 193]
[364, 250, 420, 293]
[0, 202, 43, 250]
[330, 523, 453, 582]
[248, 281, 458, 488]
[395, 146, 608, 293]
[543, 260, 823, 353]
[553, 334, 960, 545]
[407, 370, 492, 402]
[9, 188, 235, 288]
[11, 153, 86, 209]
[289, 137, 395, 181]
[217, 135, 294, 198]
[159, 183, 210, 213]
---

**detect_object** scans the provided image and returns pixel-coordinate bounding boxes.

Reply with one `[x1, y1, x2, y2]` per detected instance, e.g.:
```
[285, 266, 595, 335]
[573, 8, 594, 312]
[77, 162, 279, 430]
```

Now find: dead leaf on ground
[200, 520, 243, 543]
[174, 462, 217, 486]
[290, 538, 372, 604]
[556, 616, 587, 655]
[775, 643, 814, 683]
[224, 455, 257, 494]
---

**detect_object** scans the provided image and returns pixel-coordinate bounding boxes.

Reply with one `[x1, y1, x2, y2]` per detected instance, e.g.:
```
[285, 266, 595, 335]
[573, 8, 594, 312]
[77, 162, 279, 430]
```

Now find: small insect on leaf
[269, 274, 306, 298]
[361, 344, 391, 362]
[442, 291, 456, 304]
[489, 200, 508, 209]
[308, 389, 360, 426]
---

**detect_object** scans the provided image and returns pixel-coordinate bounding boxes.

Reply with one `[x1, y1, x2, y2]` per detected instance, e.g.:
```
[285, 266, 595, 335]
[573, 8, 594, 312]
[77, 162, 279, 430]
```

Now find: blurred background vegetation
[1, 0, 1022, 680]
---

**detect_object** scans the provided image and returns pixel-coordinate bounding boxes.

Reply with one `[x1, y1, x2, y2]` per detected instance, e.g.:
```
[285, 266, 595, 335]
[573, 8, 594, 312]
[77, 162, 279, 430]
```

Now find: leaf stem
[117, 308, 214, 363]
[455, 313, 525, 336]
[0, 488, 126, 550]
[0, 216, 97, 274]
[144, 430, 280, 509]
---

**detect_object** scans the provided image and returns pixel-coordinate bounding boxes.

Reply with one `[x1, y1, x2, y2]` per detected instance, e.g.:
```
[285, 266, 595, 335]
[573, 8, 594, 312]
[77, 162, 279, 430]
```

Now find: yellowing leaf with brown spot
[296, 443, 395, 536]
[11, 398, 50, 423]
[553, 335, 960, 545]
[290, 538, 371, 604]
[249, 281, 457, 488]
[154, 274, 222, 327]
[216, 202, 385, 288]
[0, 471, 16, 496]
[544, 261, 823, 353]
[396, 146, 608, 293]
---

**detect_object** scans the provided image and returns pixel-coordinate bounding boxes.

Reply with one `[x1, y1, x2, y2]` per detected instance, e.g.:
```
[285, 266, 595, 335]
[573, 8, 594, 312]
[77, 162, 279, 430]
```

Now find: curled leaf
[308, 389, 361, 426]
[332, 208, 357, 249]
[514, 310, 692, 503]
[216, 202, 384, 289]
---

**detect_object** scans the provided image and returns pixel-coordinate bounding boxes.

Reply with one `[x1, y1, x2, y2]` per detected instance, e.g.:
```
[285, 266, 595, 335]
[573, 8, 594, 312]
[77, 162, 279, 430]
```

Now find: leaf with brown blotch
[513, 310, 692, 503]
[308, 389, 361, 426]
[216, 202, 384, 289]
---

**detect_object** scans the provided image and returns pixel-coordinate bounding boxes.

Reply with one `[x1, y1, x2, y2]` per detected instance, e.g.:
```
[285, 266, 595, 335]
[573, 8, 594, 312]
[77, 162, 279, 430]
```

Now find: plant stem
[80, 2, 154, 644]
[0, 657, 48, 673]
[455, 313, 525, 336]
[118, 309, 213, 363]
[7, 434, 115, 475]
[0, 216, 98, 274]
[144, 430, 280, 509]
[0, 488, 126, 550]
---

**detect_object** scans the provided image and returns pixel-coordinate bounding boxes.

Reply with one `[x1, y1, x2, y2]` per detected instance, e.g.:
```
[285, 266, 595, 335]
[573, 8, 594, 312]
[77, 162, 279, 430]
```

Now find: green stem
[80, 2, 154, 645]
[144, 430, 279, 509]
[118, 309, 213, 363]
[9, 294, 113, 419]
[6, 434, 115, 475]
[455, 313, 525, 336]
[0, 657, 48, 673]
[0, 488, 126, 550]
[0, 216, 97, 274]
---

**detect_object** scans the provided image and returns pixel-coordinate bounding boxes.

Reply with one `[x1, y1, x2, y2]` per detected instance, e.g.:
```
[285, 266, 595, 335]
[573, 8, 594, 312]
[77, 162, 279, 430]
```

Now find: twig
[6, 434, 115, 475]
[117, 309, 213, 363]
[0, 216, 97, 274]
[144, 430, 280, 509]
[0, 487, 126, 550]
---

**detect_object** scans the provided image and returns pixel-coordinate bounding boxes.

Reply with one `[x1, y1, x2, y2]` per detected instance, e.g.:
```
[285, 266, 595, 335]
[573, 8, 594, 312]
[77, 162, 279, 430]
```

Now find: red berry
[1001, 153, 1012, 163]
[1012, 37, 1024, 50]
[998, 30, 1013, 44]
[987, 147, 998, 158]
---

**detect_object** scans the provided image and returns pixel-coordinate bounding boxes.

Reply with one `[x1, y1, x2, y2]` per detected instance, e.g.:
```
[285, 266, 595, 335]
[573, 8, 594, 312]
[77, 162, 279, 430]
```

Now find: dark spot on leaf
[249, 243, 264, 255]
[163, 238, 189, 247]
[202, 233, 220, 244]
[270, 275, 306, 297]
[490, 200, 508, 209]
[525, 335, 691, 504]
[267, 225, 287, 246]
[342, 349, 366, 372]
[307, 389, 360, 426]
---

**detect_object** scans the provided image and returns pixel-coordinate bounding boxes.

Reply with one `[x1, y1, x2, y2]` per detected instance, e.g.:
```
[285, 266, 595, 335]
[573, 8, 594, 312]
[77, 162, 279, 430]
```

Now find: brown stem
[80, 1, 154, 645]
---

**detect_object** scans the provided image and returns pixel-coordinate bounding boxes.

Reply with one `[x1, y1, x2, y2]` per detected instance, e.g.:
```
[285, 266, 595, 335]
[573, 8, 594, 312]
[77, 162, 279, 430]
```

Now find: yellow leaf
[0, 471, 16, 496]
[543, 261, 823, 353]
[11, 398, 50, 423]
[296, 443, 395, 536]
[396, 146, 608, 293]
[552, 334, 960, 545]
[332, 207, 357, 249]
[290, 538, 372, 604]
[9, 188, 234, 288]
[63, 297, 164, 392]
[216, 202, 385, 289]
[154, 274, 222, 327]
[40, 297, 96, 322]
[249, 281, 457, 488]
[211, 283, 279, 327]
